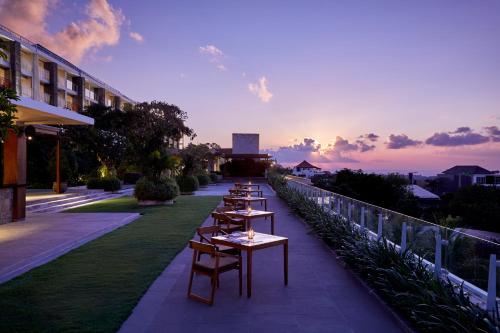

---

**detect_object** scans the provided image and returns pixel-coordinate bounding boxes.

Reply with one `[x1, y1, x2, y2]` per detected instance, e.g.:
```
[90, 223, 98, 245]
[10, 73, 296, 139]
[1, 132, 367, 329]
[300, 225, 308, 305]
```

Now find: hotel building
[0, 24, 134, 223]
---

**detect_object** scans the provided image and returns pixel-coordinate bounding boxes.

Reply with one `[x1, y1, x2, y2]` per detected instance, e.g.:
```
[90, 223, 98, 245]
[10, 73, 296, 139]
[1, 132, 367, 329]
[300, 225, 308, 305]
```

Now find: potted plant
[134, 177, 179, 205]
[176, 175, 199, 195]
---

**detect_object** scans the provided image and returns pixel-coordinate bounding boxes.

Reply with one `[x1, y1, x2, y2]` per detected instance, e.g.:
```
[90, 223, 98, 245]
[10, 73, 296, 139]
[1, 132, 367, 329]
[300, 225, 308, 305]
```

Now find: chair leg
[238, 263, 242, 296]
[210, 275, 217, 305]
[187, 269, 194, 297]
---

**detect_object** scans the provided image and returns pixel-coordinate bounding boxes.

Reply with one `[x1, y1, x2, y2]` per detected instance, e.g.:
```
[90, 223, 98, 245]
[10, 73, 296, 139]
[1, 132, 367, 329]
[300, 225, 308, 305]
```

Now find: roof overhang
[13, 97, 94, 125]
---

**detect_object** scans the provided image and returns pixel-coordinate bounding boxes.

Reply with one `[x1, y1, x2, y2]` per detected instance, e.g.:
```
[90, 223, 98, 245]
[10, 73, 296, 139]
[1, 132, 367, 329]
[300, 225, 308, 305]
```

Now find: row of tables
[210, 182, 288, 298]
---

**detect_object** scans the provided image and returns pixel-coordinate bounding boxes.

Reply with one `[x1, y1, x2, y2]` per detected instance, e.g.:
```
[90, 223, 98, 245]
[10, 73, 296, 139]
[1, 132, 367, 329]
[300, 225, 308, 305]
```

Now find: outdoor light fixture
[19, 125, 36, 140]
[247, 228, 255, 240]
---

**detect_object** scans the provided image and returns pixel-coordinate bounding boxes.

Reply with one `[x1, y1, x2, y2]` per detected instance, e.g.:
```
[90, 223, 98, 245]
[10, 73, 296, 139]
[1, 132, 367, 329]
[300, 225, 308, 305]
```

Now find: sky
[1, 0, 499, 175]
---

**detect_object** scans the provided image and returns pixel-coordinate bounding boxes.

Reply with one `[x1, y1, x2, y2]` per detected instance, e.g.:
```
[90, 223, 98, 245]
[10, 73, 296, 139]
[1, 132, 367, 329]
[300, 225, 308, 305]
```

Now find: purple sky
[1, 0, 499, 175]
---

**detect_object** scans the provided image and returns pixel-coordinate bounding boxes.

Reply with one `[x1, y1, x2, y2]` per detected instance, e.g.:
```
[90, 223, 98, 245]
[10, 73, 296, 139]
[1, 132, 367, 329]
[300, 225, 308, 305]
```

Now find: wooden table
[225, 209, 275, 234]
[224, 196, 268, 210]
[228, 188, 263, 197]
[235, 183, 260, 190]
[212, 232, 288, 297]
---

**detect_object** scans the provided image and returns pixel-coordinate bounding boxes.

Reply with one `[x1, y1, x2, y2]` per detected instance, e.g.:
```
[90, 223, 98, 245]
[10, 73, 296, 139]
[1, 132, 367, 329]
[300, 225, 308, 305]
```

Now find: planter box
[0, 188, 13, 224]
[137, 199, 174, 206]
[53, 182, 68, 193]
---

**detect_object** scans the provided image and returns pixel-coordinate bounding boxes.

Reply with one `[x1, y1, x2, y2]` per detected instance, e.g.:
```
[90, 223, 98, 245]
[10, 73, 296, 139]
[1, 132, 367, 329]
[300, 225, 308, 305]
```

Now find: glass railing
[284, 176, 500, 314]
[21, 86, 32, 98]
[42, 93, 50, 104]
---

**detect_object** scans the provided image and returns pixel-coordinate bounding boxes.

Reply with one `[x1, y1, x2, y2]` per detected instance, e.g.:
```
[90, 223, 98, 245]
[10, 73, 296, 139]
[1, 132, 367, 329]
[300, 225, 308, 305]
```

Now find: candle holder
[246, 205, 252, 213]
[247, 228, 255, 240]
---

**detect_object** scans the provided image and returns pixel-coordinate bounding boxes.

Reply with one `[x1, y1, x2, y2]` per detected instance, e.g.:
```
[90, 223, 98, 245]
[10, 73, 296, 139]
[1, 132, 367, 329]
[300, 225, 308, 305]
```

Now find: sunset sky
[1, 0, 499, 175]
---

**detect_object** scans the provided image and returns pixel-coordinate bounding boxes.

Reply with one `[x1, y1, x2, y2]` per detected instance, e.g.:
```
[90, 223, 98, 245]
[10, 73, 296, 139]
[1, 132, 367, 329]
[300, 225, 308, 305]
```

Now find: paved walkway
[120, 184, 404, 333]
[0, 212, 139, 283]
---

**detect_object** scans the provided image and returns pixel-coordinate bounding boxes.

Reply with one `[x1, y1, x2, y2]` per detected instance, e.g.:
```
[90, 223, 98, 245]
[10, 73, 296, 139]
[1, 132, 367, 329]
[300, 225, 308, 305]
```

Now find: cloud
[386, 134, 422, 149]
[263, 138, 328, 163]
[248, 76, 273, 103]
[0, 0, 125, 64]
[359, 133, 379, 142]
[425, 127, 489, 146]
[356, 140, 376, 152]
[450, 126, 471, 134]
[199, 44, 227, 71]
[129, 31, 144, 43]
[484, 126, 500, 142]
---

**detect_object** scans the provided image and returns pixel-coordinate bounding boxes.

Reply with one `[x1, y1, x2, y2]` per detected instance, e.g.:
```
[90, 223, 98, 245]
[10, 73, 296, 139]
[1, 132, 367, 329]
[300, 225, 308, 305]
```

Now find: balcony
[21, 85, 32, 98]
[65, 100, 79, 112]
[0, 76, 10, 89]
[39, 68, 50, 82]
[21, 64, 33, 76]
[66, 80, 77, 93]
[42, 93, 51, 104]
[58, 98, 66, 108]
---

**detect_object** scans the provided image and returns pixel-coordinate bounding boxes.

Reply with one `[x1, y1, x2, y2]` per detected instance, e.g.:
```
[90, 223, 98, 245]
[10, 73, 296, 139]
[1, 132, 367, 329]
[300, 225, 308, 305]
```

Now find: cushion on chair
[196, 256, 239, 270]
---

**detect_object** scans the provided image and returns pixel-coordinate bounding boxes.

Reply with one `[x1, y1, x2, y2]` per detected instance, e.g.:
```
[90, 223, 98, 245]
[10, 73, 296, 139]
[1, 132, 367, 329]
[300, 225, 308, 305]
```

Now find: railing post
[487, 254, 500, 313]
[400, 222, 407, 253]
[360, 206, 365, 229]
[377, 213, 383, 240]
[336, 197, 341, 216]
[434, 232, 442, 278]
[347, 202, 352, 221]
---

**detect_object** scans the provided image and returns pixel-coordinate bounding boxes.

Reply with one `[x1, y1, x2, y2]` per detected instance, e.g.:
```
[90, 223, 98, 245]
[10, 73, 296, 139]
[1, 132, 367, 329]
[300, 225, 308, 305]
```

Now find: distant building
[406, 184, 440, 208]
[292, 160, 322, 178]
[434, 165, 495, 194]
[472, 173, 500, 188]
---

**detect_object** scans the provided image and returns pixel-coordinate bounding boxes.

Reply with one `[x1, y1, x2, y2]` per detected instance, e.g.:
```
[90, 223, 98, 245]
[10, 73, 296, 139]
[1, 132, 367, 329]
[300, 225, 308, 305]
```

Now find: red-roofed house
[292, 160, 322, 178]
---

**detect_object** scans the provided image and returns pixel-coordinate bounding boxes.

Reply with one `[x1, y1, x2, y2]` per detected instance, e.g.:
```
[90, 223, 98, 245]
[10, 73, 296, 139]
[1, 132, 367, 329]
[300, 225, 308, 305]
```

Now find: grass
[0, 195, 221, 333]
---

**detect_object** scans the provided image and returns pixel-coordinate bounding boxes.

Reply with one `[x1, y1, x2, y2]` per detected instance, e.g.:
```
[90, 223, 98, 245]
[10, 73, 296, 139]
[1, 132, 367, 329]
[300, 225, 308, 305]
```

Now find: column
[48, 62, 58, 106]
[96, 87, 105, 105]
[2, 129, 26, 221]
[75, 76, 85, 112]
[9, 41, 21, 94]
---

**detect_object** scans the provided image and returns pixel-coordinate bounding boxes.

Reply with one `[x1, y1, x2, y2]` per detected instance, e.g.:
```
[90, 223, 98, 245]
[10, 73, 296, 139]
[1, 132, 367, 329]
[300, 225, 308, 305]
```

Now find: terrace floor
[120, 184, 404, 333]
[0, 212, 139, 283]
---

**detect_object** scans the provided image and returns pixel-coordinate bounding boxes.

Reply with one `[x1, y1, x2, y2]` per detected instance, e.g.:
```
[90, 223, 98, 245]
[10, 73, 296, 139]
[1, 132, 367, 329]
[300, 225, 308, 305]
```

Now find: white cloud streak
[248, 76, 273, 103]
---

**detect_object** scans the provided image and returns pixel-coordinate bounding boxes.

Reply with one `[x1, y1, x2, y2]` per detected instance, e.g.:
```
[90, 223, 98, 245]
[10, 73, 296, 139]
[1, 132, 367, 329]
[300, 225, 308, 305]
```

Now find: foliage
[141, 150, 181, 180]
[134, 177, 179, 201]
[0, 87, 19, 143]
[0, 195, 221, 333]
[179, 143, 219, 176]
[447, 185, 500, 232]
[102, 177, 121, 192]
[311, 169, 420, 215]
[86, 177, 104, 189]
[268, 173, 499, 333]
[197, 173, 211, 186]
[123, 172, 142, 185]
[176, 175, 199, 193]
[209, 172, 218, 183]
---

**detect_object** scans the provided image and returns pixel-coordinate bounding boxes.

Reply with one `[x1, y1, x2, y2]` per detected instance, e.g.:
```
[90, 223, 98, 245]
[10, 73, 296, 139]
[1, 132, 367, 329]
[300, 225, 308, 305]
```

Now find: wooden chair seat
[196, 256, 239, 271]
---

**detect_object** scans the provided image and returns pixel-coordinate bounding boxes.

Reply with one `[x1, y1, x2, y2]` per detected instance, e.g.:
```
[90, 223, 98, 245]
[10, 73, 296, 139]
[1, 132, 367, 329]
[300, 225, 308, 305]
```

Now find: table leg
[284, 241, 288, 285]
[265, 200, 267, 211]
[271, 214, 275, 234]
[247, 249, 253, 297]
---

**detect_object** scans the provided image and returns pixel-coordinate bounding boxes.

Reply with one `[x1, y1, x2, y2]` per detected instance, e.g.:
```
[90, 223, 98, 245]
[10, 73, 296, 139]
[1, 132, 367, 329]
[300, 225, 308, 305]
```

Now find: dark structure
[433, 165, 493, 195]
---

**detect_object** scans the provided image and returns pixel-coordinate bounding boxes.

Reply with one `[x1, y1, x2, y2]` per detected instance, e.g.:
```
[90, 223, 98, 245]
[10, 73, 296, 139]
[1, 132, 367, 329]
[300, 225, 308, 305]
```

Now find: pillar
[113, 96, 122, 110]
[96, 87, 105, 105]
[75, 76, 85, 112]
[48, 62, 58, 106]
[9, 41, 21, 94]
[2, 129, 26, 221]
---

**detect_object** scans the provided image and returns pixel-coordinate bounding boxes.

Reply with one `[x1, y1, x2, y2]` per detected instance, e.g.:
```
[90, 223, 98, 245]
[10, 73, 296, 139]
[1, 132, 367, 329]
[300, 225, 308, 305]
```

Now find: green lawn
[0, 195, 221, 333]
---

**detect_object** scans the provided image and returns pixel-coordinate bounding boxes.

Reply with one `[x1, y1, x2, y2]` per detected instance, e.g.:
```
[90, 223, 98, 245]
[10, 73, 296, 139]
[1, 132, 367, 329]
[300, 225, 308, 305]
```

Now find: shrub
[176, 175, 199, 194]
[102, 177, 121, 192]
[86, 177, 104, 189]
[197, 174, 211, 186]
[134, 177, 179, 201]
[209, 173, 218, 183]
[123, 172, 142, 185]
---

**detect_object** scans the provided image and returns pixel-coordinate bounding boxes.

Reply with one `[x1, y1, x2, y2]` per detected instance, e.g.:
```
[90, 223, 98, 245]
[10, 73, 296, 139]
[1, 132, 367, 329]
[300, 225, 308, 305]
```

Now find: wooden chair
[211, 212, 245, 232]
[196, 225, 239, 256]
[187, 240, 242, 305]
[223, 196, 245, 209]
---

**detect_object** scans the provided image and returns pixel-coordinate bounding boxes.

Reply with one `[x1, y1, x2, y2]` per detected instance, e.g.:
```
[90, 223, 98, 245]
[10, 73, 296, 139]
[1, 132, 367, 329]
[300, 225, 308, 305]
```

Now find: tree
[0, 88, 18, 143]
[179, 143, 219, 176]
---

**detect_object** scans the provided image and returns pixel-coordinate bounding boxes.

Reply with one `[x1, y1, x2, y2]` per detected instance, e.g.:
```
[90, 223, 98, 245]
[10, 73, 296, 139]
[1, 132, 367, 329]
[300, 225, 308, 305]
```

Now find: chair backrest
[197, 225, 223, 242]
[214, 206, 234, 213]
[189, 240, 216, 255]
[211, 211, 229, 222]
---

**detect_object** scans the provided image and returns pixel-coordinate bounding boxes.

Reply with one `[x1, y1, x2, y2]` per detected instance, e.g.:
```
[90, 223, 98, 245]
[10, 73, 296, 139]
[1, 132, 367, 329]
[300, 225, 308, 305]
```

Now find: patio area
[0, 212, 139, 283]
[120, 184, 405, 333]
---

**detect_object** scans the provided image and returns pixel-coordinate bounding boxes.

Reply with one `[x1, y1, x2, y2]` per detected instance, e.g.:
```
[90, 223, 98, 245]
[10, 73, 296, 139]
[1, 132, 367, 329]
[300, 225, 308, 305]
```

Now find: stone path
[0, 212, 139, 283]
[120, 184, 404, 333]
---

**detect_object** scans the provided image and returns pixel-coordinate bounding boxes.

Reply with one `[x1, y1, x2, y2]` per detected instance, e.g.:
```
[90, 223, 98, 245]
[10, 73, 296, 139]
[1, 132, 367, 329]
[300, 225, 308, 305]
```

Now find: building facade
[0, 24, 134, 113]
[0, 24, 135, 223]
[292, 160, 323, 178]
